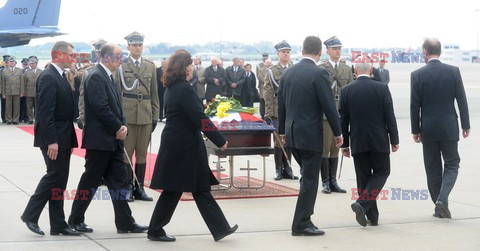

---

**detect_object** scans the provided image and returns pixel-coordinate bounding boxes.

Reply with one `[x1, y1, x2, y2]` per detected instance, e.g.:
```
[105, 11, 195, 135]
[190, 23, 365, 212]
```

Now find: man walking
[410, 38, 470, 218]
[278, 36, 342, 236]
[339, 62, 399, 227]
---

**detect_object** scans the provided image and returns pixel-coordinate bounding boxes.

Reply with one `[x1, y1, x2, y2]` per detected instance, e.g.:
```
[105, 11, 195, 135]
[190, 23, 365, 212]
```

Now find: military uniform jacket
[22, 68, 43, 97]
[320, 61, 353, 118]
[263, 62, 292, 118]
[256, 62, 266, 98]
[115, 57, 160, 125]
[195, 65, 206, 99]
[1, 67, 24, 96]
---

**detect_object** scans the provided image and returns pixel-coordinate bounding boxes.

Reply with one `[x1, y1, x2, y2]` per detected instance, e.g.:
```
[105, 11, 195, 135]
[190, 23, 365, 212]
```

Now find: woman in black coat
[147, 50, 238, 242]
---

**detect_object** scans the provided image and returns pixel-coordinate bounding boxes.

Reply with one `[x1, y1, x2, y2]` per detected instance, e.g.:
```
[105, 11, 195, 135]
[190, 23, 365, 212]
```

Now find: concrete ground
[1, 62, 480, 251]
[0, 116, 479, 251]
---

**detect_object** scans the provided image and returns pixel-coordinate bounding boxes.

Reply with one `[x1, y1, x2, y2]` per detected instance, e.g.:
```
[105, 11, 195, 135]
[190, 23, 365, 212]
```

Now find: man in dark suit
[224, 57, 246, 100]
[68, 44, 148, 233]
[278, 36, 343, 236]
[156, 59, 167, 121]
[21, 41, 80, 236]
[339, 62, 399, 227]
[378, 59, 390, 85]
[410, 38, 470, 219]
[204, 58, 225, 102]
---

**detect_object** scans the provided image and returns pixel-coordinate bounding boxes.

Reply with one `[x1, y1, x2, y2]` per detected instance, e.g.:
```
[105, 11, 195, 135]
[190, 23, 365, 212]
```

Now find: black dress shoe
[12, 122, 19, 125]
[435, 201, 452, 219]
[351, 202, 367, 227]
[321, 179, 331, 194]
[134, 187, 153, 201]
[28, 121, 33, 125]
[292, 226, 325, 236]
[367, 219, 378, 226]
[117, 223, 149, 233]
[147, 234, 176, 242]
[70, 222, 93, 233]
[330, 180, 347, 193]
[24, 221, 45, 235]
[214, 224, 238, 241]
[51, 227, 81, 236]
[7, 122, 11, 125]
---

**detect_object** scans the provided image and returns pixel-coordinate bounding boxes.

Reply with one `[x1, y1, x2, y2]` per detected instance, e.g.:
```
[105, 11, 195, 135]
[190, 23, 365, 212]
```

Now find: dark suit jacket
[156, 66, 166, 101]
[278, 58, 341, 153]
[371, 67, 381, 82]
[410, 59, 470, 143]
[204, 65, 225, 101]
[150, 80, 226, 192]
[240, 71, 257, 107]
[224, 66, 246, 96]
[34, 64, 78, 149]
[82, 64, 127, 151]
[378, 68, 390, 85]
[339, 76, 399, 155]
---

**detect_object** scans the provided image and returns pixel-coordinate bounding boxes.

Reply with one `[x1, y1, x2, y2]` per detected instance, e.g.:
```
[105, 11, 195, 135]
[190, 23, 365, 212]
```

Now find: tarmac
[1, 63, 479, 250]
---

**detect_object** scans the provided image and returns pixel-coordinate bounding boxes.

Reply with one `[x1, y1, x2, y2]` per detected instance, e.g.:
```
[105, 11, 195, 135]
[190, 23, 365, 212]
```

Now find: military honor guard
[22, 56, 42, 124]
[256, 53, 269, 119]
[1, 56, 24, 125]
[264, 40, 297, 181]
[116, 31, 159, 202]
[319, 36, 353, 194]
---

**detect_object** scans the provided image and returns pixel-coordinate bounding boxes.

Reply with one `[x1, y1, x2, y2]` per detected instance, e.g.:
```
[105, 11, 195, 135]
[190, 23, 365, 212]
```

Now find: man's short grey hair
[355, 62, 372, 74]
[51, 41, 74, 53]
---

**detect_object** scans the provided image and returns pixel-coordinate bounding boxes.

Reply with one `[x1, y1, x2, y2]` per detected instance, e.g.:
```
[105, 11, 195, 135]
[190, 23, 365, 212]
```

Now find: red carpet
[18, 126, 299, 200]
[177, 176, 299, 201]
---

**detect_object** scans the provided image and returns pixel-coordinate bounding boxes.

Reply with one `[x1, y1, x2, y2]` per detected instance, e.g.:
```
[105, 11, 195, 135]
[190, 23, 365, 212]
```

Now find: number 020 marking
[13, 8, 28, 15]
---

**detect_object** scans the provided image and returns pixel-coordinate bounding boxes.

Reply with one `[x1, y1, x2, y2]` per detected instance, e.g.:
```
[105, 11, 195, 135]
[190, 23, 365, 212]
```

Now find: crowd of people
[13, 33, 470, 242]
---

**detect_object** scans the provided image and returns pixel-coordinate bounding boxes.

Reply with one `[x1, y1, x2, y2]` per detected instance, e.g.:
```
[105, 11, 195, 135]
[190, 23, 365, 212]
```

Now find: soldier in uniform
[264, 41, 297, 181]
[256, 53, 269, 119]
[19, 58, 30, 123]
[319, 36, 353, 194]
[0, 55, 10, 123]
[193, 56, 206, 102]
[22, 56, 42, 124]
[77, 39, 106, 129]
[1, 56, 24, 125]
[116, 31, 159, 202]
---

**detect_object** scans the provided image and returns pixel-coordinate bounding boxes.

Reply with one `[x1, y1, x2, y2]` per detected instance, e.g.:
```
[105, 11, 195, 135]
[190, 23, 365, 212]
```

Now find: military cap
[28, 56, 39, 63]
[8, 56, 16, 62]
[324, 36, 342, 48]
[124, 31, 144, 45]
[274, 40, 291, 51]
[21, 58, 29, 64]
[92, 39, 107, 51]
[3, 55, 11, 62]
[262, 52, 269, 58]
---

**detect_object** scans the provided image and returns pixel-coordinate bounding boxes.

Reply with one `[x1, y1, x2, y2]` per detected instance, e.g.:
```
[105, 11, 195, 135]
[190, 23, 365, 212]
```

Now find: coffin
[204, 121, 276, 148]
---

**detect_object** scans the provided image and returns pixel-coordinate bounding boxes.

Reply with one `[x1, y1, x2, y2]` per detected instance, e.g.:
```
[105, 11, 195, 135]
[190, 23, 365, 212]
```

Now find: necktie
[135, 60, 140, 69]
[334, 63, 338, 70]
[214, 66, 217, 72]
[110, 75, 115, 86]
[234, 66, 237, 73]
[62, 72, 68, 82]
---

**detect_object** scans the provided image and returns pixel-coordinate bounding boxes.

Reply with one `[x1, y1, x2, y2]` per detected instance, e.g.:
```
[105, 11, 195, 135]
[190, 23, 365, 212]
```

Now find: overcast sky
[28, 0, 480, 50]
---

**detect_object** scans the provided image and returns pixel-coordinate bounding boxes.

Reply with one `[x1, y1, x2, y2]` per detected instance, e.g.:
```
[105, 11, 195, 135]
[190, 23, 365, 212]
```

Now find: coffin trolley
[205, 121, 275, 190]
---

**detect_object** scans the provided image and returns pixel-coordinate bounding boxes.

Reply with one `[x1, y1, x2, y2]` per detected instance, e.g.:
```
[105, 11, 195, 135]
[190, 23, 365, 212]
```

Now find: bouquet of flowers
[205, 95, 257, 118]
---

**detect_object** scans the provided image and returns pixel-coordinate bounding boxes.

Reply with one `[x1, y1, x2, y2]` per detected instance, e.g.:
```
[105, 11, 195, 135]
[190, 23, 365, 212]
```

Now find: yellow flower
[217, 102, 232, 118]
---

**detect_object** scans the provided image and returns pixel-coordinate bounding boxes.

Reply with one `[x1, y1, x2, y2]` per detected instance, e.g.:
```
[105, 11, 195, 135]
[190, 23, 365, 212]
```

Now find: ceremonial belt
[122, 93, 151, 100]
[267, 68, 279, 96]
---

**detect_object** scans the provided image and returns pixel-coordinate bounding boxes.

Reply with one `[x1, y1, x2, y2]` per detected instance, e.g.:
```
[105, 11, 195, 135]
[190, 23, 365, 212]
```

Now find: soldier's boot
[282, 149, 298, 180]
[273, 148, 283, 181]
[329, 158, 346, 193]
[321, 158, 331, 194]
[126, 166, 134, 202]
[133, 163, 153, 201]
